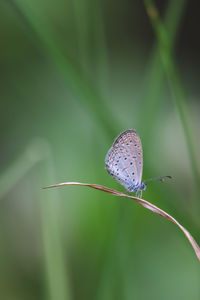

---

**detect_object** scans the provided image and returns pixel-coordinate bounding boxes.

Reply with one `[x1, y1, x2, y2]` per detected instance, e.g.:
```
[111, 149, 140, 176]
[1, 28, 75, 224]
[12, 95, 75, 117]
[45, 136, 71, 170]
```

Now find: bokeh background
[0, 0, 200, 299]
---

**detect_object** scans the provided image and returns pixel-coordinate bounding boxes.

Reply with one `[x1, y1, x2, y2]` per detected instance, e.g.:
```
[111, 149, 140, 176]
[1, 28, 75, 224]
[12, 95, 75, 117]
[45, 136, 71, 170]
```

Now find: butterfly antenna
[144, 175, 172, 183]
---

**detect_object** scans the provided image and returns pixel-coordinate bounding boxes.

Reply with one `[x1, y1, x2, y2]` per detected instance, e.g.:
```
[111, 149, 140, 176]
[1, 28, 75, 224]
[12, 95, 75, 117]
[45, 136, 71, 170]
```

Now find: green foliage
[0, 0, 199, 299]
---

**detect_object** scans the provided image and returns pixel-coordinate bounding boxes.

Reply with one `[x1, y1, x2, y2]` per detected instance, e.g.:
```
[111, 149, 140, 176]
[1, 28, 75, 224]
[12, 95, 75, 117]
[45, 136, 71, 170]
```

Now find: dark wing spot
[132, 172, 134, 175]
[130, 162, 133, 165]
[124, 158, 127, 160]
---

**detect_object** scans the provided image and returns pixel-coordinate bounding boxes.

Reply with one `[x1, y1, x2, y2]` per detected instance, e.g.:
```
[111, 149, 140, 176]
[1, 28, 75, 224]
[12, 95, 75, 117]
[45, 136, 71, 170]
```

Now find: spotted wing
[105, 129, 143, 191]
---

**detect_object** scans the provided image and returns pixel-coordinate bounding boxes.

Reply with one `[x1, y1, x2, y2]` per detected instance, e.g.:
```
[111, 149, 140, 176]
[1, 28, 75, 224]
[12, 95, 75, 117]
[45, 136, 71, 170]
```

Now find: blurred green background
[0, 0, 200, 299]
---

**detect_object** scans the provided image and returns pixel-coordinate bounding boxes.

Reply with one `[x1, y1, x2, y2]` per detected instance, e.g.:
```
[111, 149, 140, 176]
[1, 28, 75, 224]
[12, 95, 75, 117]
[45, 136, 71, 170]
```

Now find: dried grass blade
[42, 181, 200, 262]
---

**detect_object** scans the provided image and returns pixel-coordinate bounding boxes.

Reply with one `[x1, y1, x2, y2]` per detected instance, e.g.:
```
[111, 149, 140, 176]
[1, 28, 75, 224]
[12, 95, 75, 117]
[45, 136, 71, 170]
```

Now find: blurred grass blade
[139, 0, 186, 142]
[38, 142, 71, 300]
[42, 181, 200, 262]
[72, 0, 109, 91]
[144, 0, 200, 193]
[72, 0, 90, 71]
[91, 0, 110, 92]
[11, 0, 119, 139]
[0, 139, 71, 300]
[0, 139, 43, 199]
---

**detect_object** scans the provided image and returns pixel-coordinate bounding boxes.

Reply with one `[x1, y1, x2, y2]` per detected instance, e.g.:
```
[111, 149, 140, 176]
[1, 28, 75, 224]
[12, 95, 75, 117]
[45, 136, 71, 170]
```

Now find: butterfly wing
[105, 130, 143, 192]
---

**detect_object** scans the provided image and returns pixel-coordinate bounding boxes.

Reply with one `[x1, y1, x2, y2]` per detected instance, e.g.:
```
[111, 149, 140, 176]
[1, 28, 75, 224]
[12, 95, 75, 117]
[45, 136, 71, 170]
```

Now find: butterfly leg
[135, 191, 141, 198]
[136, 190, 142, 198]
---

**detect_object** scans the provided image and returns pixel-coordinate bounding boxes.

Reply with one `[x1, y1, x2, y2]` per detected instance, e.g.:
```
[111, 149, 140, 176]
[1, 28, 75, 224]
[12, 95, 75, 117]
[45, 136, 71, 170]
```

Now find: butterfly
[105, 129, 171, 196]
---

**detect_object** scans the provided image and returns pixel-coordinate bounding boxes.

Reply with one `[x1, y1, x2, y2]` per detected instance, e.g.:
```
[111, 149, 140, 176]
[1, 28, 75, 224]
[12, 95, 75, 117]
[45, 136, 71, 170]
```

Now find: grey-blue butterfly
[105, 129, 171, 196]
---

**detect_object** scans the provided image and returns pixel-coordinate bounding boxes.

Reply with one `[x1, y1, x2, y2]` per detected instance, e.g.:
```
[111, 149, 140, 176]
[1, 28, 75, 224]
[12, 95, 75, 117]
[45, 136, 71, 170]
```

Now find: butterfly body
[105, 129, 146, 193]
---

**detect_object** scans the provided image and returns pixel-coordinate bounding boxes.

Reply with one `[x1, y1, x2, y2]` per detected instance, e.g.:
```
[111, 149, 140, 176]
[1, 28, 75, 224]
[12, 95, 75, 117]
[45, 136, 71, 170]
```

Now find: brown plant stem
[42, 181, 200, 262]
